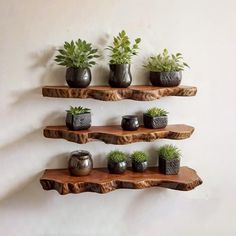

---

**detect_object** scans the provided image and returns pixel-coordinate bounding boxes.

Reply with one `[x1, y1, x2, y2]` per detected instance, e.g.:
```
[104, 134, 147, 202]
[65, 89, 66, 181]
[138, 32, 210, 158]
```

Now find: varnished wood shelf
[40, 167, 202, 194]
[43, 124, 194, 145]
[42, 85, 197, 101]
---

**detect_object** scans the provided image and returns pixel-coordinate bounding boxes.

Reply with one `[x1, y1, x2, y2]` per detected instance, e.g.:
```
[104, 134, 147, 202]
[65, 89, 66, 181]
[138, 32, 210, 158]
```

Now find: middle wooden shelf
[43, 124, 194, 145]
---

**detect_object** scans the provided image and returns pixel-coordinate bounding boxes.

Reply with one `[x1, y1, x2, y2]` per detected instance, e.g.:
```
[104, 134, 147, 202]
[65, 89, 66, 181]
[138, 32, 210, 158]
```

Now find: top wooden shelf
[42, 85, 197, 101]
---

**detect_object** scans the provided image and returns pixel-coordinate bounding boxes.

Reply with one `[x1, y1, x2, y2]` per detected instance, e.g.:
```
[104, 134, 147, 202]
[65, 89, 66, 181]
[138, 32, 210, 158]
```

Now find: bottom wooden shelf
[40, 167, 202, 194]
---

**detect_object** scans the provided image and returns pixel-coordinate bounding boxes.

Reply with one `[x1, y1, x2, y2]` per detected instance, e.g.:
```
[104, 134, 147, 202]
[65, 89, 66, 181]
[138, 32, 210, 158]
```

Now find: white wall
[0, 0, 235, 235]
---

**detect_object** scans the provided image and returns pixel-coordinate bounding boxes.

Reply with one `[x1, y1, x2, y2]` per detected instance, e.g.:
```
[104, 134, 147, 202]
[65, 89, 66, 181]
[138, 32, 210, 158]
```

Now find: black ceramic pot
[121, 115, 139, 131]
[109, 64, 132, 88]
[68, 150, 93, 176]
[132, 161, 148, 172]
[66, 112, 91, 131]
[143, 113, 168, 129]
[108, 161, 127, 174]
[159, 156, 180, 175]
[150, 71, 182, 87]
[66, 67, 91, 88]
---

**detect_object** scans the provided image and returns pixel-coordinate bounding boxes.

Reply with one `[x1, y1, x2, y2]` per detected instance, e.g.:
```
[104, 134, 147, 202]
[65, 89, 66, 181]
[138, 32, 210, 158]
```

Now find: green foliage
[146, 107, 168, 117]
[158, 144, 181, 160]
[144, 48, 189, 72]
[107, 150, 127, 163]
[107, 30, 141, 64]
[55, 39, 99, 68]
[131, 151, 148, 163]
[66, 106, 90, 115]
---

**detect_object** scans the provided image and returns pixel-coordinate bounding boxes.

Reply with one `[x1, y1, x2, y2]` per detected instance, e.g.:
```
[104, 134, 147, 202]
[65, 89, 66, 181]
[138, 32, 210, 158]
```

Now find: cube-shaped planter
[66, 113, 91, 131]
[159, 156, 180, 175]
[143, 114, 168, 129]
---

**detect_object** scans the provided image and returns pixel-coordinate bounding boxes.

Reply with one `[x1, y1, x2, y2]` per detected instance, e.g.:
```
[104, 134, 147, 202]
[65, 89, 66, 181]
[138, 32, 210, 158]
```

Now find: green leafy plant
[66, 106, 91, 115]
[131, 151, 148, 163]
[107, 150, 127, 163]
[146, 107, 168, 117]
[107, 30, 141, 64]
[144, 48, 189, 72]
[55, 39, 99, 68]
[158, 144, 181, 160]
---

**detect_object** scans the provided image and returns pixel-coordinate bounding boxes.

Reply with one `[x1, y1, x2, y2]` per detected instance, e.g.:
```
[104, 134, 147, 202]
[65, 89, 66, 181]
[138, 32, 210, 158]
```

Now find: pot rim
[159, 155, 180, 161]
[67, 112, 91, 115]
[67, 66, 91, 70]
[143, 113, 167, 118]
[150, 70, 182, 73]
[122, 115, 138, 119]
[109, 63, 131, 66]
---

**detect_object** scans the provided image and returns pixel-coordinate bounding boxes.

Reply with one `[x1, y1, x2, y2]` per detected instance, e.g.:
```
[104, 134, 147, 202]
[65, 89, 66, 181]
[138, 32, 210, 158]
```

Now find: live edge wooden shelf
[40, 167, 202, 194]
[43, 124, 194, 145]
[42, 85, 197, 101]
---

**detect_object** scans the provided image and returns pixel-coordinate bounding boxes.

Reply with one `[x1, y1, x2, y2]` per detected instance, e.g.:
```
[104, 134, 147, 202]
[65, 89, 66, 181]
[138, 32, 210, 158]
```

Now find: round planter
[121, 115, 139, 131]
[108, 161, 127, 174]
[159, 156, 180, 175]
[149, 71, 182, 87]
[66, 112, 91, 131]
[143, 113, 168, 129]
[66, 67, 91, 88]
[109, 64, 132, 88]
[68, 150, 93, 176]
[132, 161, 148, 172]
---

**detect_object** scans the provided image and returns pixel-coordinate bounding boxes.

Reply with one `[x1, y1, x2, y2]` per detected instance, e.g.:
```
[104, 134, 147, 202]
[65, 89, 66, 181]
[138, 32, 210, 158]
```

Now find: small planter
[108, 161, 127, 174]
[68, 150, 93, 176]
[150, 71, 182, 87]
[66, 67, 91, 88]
[159, 156, 180, 175]
[121, 115, 139, 131]
[109, 64, 132, 88]
[143, 113, 168, 129]
[132, 161, 148, 172]
[66, 112, 91, 131]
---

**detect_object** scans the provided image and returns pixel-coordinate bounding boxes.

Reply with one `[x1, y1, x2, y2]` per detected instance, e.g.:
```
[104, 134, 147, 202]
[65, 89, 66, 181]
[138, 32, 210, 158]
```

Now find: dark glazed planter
[66, 112, 91, 131]
[143, 114, 168, 129]
[108, 161, 127, 174]
[66, 67, 91, 88]
[68, 150, 93, 176]
[150, 71, 182, 87]
[159, 156, 180, 175]
[109, 64, 132, 88]
[132, 161, 148, 172]
[121, 115, 139, 131]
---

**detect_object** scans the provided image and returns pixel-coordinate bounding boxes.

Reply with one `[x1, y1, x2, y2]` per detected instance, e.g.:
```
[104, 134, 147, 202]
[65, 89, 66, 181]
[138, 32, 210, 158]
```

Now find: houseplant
[66, 106, 91, 131]
[143, 107, 168, 129]
[131, 151, 148, 172]
[55, 39, 99, 88]
[144, 48, 189, 87]
[158, 144, 181, 175]
[107, 150, 127, 174]
[107, 30, 141, 88]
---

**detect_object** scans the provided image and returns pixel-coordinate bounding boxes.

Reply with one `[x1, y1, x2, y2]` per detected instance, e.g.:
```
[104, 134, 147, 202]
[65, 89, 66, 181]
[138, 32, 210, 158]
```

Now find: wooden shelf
[40, 167, 202, 194]
[42, 85, 197, 101]
[43, 124, 194, 145]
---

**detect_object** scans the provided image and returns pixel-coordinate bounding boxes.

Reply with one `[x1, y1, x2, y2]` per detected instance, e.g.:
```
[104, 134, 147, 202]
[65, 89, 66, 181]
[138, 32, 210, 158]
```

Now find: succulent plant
[107, 150, 127, 163]
[158, 144, 181, 160]
[146, 107, 168, 117]
[131, 151, 148, 163]
[66, 106, 91, 115]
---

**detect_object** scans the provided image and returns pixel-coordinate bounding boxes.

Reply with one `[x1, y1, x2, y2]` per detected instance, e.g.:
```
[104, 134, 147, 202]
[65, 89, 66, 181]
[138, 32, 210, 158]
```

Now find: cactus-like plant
[146, 107, 168, 117]
[66, 106, 91, 115]
[158, 144, 181, 160]
[131, 151, 148, 163]
[107, 150, 127, 163]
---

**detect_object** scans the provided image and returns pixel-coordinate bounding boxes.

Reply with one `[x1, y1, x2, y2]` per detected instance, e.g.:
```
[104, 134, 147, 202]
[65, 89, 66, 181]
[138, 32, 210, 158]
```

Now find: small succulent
[144, 48, 189, 72]
[55, 39, 99, 68]
[131, 151, 148, 163]
[146, 107, 168, 117]
[107, 30, 141, 64]
[158, 144, 181, 160]
[107, 150, 127, 163]
[66, 106, 91, 115]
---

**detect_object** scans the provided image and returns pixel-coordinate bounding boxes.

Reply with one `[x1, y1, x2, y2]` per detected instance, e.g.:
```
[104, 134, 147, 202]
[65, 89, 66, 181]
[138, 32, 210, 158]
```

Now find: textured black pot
[108, 161, 127, 174]
[143, 113, 168, 129]
[159, 156, 180, 175]
[132, 161, 148, 172]
[150, 71, 182, 87]
[66, 112, 91, 131]
[66, 67, 91, 88]
[68, 150, 93, 176]
[121, 115, 139, 131]
[109, 64, 132, 88]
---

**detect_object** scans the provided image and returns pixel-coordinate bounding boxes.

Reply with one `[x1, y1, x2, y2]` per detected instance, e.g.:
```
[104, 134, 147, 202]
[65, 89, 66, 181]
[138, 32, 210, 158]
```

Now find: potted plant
[131, 151, 148, 172]
[144, 48, 189, 87]
[107, 150, 127, 174]
[66, 106, 91, 131]
[158, 144, 181, 175]
[55, 39, 99, 88]
[143, 107, 168, 129]
[107, 30, 141, 88]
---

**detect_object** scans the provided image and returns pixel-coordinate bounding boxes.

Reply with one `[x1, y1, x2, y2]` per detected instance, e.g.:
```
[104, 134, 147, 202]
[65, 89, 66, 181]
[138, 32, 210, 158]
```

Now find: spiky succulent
[107, 150, 127, 163]
[131, 151, 148, 163]
[158, 144, 181, 160]
[146, 107, 168, 117]
[66, 106, 90, 115]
